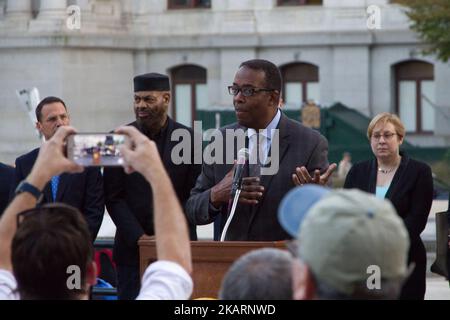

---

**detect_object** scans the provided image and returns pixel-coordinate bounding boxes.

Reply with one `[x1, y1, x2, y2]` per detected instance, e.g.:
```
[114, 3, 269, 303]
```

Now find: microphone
[230, 148, 249, 197]
[221, 147, 249, 241]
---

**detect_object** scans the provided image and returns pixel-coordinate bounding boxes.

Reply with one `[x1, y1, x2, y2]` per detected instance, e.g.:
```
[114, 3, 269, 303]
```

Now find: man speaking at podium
[186, 59, 335, 241]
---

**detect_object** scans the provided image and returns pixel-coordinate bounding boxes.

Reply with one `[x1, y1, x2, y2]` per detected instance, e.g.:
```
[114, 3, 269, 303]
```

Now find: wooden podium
[138, 240, 286, 299]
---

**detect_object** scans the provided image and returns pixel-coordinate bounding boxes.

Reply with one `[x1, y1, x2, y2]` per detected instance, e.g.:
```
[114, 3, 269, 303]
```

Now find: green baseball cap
[283, 187, 410, 296]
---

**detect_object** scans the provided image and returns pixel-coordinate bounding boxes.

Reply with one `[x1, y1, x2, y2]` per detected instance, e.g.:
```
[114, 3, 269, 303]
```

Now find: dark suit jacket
[11, 148, 105, 241]
[447, 192, 450, 282]
[103, 118, 201, 266]
[448, 191, 450, 212]
[186, 112, 330, 241]
[344, 153, 433, 299]
[0, 163, 14, 215]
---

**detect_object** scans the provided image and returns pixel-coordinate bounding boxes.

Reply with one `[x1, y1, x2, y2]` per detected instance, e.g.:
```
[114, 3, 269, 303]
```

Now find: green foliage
[397, 0, 450, 62]
[443, 148, 450, 164]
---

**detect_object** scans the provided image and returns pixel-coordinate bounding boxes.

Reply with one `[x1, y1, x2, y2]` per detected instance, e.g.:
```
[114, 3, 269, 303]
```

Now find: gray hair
[219, 248, 293, 300]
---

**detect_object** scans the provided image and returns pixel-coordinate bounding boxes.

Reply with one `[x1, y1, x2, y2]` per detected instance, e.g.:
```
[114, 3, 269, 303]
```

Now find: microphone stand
[219, 187, 242, 242]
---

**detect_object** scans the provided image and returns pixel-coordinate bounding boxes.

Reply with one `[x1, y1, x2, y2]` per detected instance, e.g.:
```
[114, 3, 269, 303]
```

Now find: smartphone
[66, 133, 128, 167]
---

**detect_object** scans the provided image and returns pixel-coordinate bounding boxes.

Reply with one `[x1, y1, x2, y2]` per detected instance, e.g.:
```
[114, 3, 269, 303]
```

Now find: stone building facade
[0, 0, 449, 164]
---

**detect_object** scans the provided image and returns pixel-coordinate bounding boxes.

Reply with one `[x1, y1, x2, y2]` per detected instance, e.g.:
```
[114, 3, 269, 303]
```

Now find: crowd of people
[0, 58, 443, 300]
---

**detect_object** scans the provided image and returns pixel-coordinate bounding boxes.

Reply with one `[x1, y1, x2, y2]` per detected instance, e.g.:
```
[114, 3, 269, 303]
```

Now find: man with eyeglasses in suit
[186, 59, 336, 242]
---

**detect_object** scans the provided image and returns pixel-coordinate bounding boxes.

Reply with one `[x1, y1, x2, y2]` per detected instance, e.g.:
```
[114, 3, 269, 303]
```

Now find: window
[32, 0, 41, 18]
[394, 60, 435, 133]
[280, 62, 320, 109]
[168, 0, 211, 9]
[171, 65, 208, 127]
[277, 0, 322, 6]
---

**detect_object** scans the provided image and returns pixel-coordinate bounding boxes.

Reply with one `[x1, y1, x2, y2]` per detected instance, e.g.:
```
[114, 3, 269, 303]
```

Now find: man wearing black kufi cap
[104, 73, 201, 300]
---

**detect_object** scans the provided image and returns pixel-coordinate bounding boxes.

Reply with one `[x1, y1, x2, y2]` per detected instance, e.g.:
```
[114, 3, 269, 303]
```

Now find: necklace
[378, 167, 395, 174]
[378, 160, 399, 174]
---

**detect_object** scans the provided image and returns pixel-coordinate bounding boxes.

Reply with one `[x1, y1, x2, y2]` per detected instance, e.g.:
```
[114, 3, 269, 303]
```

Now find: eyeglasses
[371, 132, 398, 141]
[227, 86, 275, 97]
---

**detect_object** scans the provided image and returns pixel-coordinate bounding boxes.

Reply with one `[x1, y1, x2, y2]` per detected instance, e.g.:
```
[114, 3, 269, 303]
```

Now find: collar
[141, 116, 169, 139]
[247, 108, 281, 140]
[155, 117, 169, 138]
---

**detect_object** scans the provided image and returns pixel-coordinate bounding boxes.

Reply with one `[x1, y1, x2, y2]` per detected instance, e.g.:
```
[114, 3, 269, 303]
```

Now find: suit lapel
[223, 122, 246, 177]
[162, 118, 177, 182]
[246, 113, 290, 233]
[55, 173, 70, 202]
[385, 153, 409, 200]
[229, 125, 251, 239]
[368, 153, 409, 198]
[225, 122, 247, 212]
[29, 148, 54, 203]
[259, 113, 290, 193]
[368, 159, 377, 194]
[42, 183, 53, 203]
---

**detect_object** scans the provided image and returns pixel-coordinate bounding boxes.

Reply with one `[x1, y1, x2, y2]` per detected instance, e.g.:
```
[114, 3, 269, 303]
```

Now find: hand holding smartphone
[66, 133, 129, 167]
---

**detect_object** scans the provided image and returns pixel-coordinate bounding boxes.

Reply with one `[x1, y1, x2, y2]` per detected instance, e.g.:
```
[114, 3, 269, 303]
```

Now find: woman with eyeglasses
[344, 112, 433, 300]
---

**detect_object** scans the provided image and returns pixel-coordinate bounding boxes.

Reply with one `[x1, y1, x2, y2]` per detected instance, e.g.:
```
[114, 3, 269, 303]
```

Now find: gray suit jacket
[186, 112, 329, 241]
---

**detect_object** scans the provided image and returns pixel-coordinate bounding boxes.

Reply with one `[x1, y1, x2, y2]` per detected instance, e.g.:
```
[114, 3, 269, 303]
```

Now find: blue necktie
[51, 175, 59, 202]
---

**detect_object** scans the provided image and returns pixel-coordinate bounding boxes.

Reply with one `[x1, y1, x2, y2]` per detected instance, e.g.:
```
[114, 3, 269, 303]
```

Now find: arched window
[280, 62, 319, 109]
[277, 0, 322, 5]
[170, 65, 207, 127]
[168, 0, 211, 9]
[394, 60, 435, 133]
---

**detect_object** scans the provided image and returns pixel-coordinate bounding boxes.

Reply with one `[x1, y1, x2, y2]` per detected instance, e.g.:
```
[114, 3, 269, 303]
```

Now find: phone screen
[66, 133, 128, 167]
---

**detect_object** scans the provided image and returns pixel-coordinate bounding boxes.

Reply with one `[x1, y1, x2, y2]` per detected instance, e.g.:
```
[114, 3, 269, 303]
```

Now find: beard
[135, 106, 167, 137]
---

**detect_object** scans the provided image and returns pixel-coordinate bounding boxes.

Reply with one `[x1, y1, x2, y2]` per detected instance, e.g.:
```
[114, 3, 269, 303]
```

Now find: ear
[269, 91, 279, 108]
[398, 135, 404, 145]
[36, 121, 42, 131]
[163, 92, 171, 104]
[292, 259, 316, 300]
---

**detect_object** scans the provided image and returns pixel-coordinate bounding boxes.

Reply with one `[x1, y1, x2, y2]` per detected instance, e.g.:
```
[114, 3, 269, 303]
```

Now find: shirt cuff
[0, 269, 19, 300]
[136, 260, 193, 300]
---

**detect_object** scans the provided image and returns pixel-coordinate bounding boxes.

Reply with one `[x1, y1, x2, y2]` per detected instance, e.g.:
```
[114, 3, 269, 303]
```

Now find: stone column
[36, 0, 67, 19]
[72, 0, 91, 17]
[29, 0, 68, 32]
[5, 0, 32, 20]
